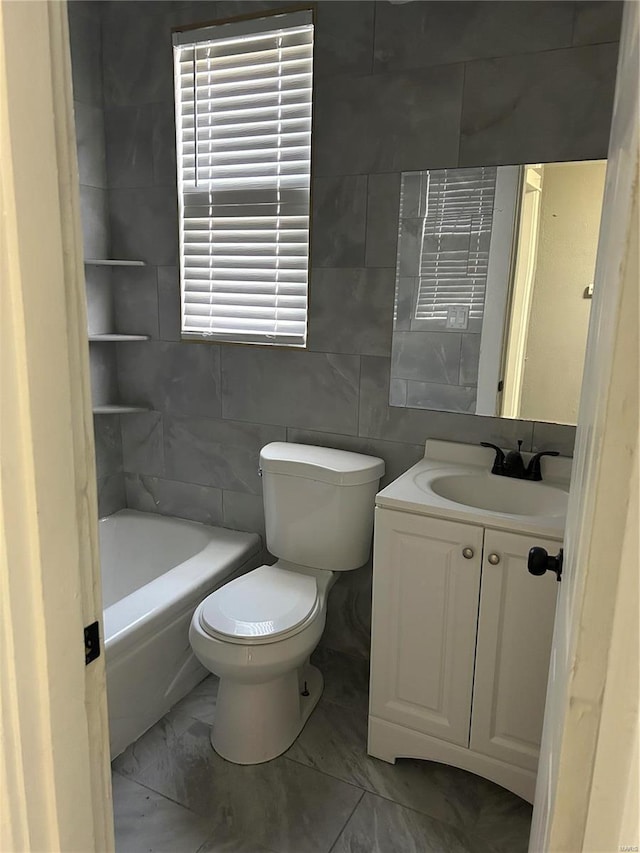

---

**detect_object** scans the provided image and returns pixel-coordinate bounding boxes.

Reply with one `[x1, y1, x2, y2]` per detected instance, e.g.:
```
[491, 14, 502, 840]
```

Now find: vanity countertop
[376, 440, 571, 540]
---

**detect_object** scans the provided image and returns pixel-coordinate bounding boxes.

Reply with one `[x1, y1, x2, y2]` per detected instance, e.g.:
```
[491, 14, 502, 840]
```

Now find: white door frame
[499, 166, 542, 420]
[0, 2, 113, 851]
[529, 2, 639, 850]
[476, 165, 521, 416]
[0, 1, 636, 852]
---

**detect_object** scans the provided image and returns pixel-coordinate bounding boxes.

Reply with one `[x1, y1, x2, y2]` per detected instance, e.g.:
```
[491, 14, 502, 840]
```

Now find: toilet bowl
[189, 442, 384, 764]
[190, 562, 335, 764]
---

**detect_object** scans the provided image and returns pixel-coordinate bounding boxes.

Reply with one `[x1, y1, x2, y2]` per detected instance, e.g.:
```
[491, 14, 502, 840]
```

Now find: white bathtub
[100, 509, 261, 758]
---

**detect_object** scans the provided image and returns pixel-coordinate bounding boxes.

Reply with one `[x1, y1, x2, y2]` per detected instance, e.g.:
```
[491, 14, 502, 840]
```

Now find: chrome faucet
[481, 441, 559, 481]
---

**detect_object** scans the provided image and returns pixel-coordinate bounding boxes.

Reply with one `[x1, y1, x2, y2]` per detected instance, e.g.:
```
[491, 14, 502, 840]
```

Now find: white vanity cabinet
[369, 510, 484, 747]
[368, 506, 561, 803]
[470, 529, 560, 775]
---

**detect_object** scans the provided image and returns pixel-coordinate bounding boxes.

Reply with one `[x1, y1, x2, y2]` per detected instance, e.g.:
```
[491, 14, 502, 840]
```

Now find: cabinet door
[370, 509, 483, 747]
[470, 529, 560, 772]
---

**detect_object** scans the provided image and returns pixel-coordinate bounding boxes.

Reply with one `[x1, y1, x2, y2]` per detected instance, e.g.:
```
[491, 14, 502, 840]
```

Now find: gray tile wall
[97, 0, 621, 659]
[69, 0, 126, 517]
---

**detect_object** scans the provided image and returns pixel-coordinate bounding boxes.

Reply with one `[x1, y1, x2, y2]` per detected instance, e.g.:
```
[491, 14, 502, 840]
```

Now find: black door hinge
[84, 621, 101, 665]
[498, 379, 504, 392]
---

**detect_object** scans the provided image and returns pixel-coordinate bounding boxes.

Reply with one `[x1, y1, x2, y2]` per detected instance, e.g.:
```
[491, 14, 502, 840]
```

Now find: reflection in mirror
[390, 160, 606, 425]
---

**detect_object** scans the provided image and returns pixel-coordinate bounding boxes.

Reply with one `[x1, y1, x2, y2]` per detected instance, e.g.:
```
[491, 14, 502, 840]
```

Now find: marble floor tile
[331, 793, 497, 853]
[470, 783, 532, 853]
[122, 715, 363, 853]
[286, 697, 529, 847]
[112, 772, 212, 853]
[310, 647, 370, 716]
[196, 834, 279, 853]
[112, 656, 531, 853]
[173, 674, 220, 725]
[285, 699, 476, 830]
[111, 709, 196, 779]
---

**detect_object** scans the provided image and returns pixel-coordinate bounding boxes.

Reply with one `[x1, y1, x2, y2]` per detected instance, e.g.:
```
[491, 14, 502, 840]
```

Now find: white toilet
[189, 442, 384, 765]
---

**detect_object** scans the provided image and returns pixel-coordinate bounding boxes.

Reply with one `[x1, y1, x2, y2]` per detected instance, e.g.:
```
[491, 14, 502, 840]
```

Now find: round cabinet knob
[462, 547, 474, 559]
[488, 553, 501, 565]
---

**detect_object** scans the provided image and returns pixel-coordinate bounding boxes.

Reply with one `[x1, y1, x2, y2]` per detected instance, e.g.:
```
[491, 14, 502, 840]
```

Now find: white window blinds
[414, 167, 497, 322]
[173, 11, 313, 346]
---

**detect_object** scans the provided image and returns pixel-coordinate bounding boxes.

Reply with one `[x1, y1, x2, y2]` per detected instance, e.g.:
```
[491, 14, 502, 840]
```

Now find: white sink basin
[415, 471, 568, 517]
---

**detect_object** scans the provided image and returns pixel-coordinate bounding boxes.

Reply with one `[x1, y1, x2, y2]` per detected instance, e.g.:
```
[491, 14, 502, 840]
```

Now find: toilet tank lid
[260, 442, 385, 486]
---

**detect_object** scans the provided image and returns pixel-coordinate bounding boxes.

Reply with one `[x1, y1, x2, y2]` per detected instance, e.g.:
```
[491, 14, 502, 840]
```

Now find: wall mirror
[390, 160, 606, 425]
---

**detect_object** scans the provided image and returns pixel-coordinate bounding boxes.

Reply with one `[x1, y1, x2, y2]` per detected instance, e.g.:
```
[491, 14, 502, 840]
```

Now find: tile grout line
[282, 745, 488, 837]
[457, 60, 467, 168]
[132, 409, 429, 452]
[280, 696, 528, 842]
[326, 788, 366, 853]
[370, 0, 377, 77]
[281, 753, 367, 794]
[356, 354, 362, 437]
[112, 659, 531, 850]
[281, 695, 491, 831]
[362, 38, 617, 79]
[569, 4, 578, 47]
[112, 768, 212, 825]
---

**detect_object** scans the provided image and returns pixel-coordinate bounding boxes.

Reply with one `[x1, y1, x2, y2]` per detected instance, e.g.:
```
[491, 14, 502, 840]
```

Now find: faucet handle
[481, 442, 506, 475]
[525, 450, 560, 481]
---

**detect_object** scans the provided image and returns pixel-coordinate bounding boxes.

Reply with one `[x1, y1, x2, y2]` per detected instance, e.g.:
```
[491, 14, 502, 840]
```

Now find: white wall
[520, 161, 606, 424]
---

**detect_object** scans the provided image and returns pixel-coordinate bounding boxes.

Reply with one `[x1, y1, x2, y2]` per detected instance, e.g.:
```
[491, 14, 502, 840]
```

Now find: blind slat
[174, 13, 312, 345]
[410, 167, 497, 322]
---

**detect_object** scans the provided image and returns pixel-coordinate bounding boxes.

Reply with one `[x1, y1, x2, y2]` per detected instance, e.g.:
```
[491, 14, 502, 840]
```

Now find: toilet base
[210, 662, 323, 764]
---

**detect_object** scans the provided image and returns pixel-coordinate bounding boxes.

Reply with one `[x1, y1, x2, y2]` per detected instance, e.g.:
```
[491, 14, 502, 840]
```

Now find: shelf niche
[85, 259, 146, 267]
[92, 405, 152, 415]
[89, 334, 149, 342]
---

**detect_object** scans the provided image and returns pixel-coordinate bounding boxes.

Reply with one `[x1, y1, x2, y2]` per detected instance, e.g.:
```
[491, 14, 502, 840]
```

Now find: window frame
[172, 8, 315, 349]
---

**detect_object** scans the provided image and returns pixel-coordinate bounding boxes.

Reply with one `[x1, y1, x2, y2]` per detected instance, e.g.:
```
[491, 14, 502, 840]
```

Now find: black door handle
[528, 547, 563, 582]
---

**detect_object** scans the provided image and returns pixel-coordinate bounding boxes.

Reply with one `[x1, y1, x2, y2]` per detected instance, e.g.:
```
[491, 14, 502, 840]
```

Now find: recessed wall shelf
[85, 259, 146, 267]
[89, 334, 150, 342]
[86, 255, 149, 416]
[93, 405, 152, 415]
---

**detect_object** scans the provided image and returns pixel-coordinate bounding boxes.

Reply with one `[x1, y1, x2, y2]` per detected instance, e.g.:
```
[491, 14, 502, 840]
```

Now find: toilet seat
[199, 565, 320, 645]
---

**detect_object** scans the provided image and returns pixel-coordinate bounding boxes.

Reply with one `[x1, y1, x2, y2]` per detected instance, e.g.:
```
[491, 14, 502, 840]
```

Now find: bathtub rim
[101, 511, 261, 660]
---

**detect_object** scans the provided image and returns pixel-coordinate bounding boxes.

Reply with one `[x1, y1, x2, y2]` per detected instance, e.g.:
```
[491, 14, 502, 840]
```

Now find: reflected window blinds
[173, 11, 313, 346]
[414, 167, 497, 322]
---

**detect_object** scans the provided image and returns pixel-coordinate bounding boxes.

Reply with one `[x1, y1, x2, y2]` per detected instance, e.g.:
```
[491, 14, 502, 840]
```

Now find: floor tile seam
[281, 749, 430, 816]
[282, 749, 486, 837]
[180, 711, 216, 727]
[113, 768, 206, 819]
[368, 785, 481, 837]
[114, 743, 518, 851]
[194, 833, 281, 853]
[280, 754, 367, 796]
[111, 750, 155, 781]
[349, 788, 495, 847]
[326, 788, 366, 853]
[116, 731, 521, 844]
[122, 736, 365, 821]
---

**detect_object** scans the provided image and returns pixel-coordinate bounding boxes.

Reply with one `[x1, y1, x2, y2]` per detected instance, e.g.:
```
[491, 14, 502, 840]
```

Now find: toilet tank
[259, 443, 385, 572]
